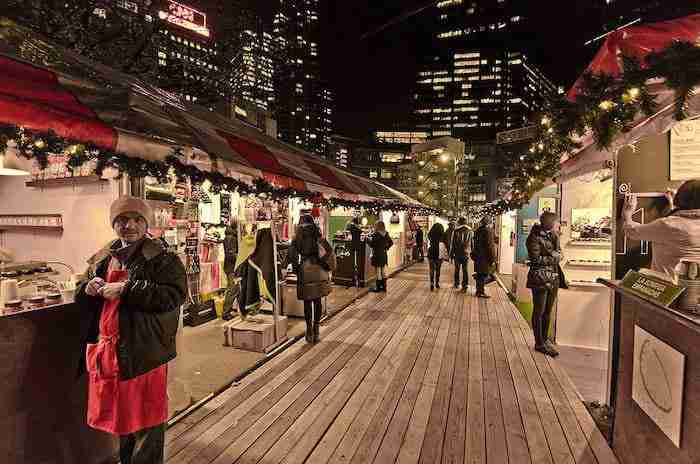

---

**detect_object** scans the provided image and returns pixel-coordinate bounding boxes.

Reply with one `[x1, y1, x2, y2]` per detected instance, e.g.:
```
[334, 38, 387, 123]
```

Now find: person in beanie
[369, 221, 393, 292]
[75, 196, 187, 463]
[289, 214, 335, 343]
[472, 216, 496, 298]
[526, 211, 563, 357]
[450, 217, 473, 292]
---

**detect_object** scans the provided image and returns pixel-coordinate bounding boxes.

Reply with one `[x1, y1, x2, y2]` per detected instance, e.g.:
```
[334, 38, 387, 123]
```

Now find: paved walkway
[165, 263, 618, 464]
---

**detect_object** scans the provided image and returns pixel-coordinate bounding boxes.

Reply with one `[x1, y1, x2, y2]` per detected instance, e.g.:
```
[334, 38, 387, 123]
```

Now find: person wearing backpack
[472, 216, 497, 299]
[450, 217, 473, 292]
[288, 215, 336, 343]
[369, 221, 393, 293]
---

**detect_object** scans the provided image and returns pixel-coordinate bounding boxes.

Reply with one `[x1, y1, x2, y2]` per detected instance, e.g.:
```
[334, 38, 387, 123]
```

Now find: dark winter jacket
[472, 224, 496, 274]
[369, 231, 393, 267]
[75, 237, 187, 381]
[427, 225, 445, 261]
[415, 228, 424, 247]
[445, 224, 455, 253]
[289, 223, 333, 300]
[526, 224, 564, 289]
[223, 225, 238, 275]
[450, 225, 473, 261]
[346, 221, 363, 251]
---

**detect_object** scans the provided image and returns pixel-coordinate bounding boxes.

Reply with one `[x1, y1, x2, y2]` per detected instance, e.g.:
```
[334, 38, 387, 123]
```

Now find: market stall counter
[600, 278, 700, 464]
[331, 239, 376, 287]
[0, 299, 118, 464]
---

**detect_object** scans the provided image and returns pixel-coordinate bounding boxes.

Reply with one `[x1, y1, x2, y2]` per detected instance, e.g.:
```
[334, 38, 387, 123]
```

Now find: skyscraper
[413, 0, 556, 142]
[273, 0, 334, 157]
[230, 24, 277, 113]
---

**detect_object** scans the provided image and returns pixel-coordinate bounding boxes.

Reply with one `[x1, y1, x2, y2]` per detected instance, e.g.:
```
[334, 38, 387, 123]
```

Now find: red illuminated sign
[158, 1, 210, 38]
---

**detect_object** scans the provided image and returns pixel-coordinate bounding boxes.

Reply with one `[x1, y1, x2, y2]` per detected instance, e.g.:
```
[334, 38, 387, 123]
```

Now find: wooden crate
[224, 314, 287, 352]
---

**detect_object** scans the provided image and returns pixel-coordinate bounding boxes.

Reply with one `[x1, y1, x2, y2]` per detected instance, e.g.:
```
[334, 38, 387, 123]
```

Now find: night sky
[320, 1, 607, 139]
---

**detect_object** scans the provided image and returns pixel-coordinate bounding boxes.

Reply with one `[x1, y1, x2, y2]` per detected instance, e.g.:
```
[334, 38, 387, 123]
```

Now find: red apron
[86, 262, 168, 435]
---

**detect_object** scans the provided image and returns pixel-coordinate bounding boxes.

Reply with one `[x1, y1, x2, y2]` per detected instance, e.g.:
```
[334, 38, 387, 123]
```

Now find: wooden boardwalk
[165, 263, 618, 464]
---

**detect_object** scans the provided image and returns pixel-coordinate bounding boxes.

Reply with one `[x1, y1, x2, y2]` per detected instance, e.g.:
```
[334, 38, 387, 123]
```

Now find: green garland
[473, 40, 700, 219]
[0, 123, 439, 216]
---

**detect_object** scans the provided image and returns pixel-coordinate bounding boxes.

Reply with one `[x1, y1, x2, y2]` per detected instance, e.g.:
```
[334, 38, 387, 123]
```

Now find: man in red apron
[75, 196, 187, 463]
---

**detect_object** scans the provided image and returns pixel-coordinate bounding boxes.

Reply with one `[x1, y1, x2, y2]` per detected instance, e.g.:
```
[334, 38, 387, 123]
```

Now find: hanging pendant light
[0, 144, 30, 176]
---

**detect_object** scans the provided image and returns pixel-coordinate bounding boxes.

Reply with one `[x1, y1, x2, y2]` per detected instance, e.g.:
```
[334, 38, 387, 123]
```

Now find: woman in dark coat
[369, 221, 393, 293]
[526, 211, 565, 357]
[288, 215, 333, 343]
[472, 217, 496, 298]
[427, 223, 445, 291]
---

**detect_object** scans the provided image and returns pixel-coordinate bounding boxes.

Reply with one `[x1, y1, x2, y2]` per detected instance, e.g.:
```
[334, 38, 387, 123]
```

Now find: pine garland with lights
[0, 123, 439, 216]
[472, 40, 700, 219]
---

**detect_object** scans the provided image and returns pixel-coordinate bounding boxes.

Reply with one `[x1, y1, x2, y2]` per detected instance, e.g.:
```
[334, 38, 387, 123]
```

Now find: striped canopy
[0, 20, 424, 207]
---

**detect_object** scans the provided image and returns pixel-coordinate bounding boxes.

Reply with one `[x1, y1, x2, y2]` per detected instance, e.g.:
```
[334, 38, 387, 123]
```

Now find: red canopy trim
[217, 131, 298, 178]
[304, 159, 360, 193]
[262, 172, 307, 191]
[0, 56, 116, 149]
[568, 14, 700, 99]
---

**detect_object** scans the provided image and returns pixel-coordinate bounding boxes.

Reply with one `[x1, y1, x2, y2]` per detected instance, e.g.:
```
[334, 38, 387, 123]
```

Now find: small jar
[4, 300, 23, 312]
[28, 296, 46, 309]
[46, 293, 63, 306]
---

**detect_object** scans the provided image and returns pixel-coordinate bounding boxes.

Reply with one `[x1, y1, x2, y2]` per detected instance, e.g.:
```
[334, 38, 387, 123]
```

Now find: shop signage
[621, 270, 685, 307]
[670, 119, 700, 181]
[496, 125, 536, 145]
[158, 0, 211, 38]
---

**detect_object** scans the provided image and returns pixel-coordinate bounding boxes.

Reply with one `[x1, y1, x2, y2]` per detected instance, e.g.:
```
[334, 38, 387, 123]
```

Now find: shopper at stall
[369, 220, 393, 293]
[526, 211, 563, 357]
[623, 182, 700, 278]
[415, 226, 425, 262]
[427, 223, 446, 291]
[346, 216, 363, 287]
[445, 221, 456, 257]
[75, 196, 187, 464]
[472, 216, 496, 298]
[450, 217, 473, 292]
[289, 214, 335, 343]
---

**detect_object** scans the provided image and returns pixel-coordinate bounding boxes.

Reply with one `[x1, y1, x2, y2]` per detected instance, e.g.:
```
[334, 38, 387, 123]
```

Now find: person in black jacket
[76, 196, 187, 464]
[415, 227, 424, 261]
[450, 217, 473, 292]
[526, 211, 564, 357]
[427, 223, 445, 291]
[369, 221, 393, 292]
[472, 217, 496, 298]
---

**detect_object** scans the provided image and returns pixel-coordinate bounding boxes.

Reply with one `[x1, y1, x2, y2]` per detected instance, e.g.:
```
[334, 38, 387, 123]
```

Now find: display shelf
[567, 240, 612, 248]
[566, 260, 611, 269]
[25, 176, 107, 188]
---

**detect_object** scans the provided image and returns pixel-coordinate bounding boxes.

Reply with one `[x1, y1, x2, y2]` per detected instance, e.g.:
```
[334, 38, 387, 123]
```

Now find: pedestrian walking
[415, 226, 424, 261]
[472, 216, 497, 298]
[526, 211, 565, 357]
[450, 217, 473, 292]
[369, 221, 393, 292]
[427, 223, 447, 291]
[289, 214, 336, 343]
[445, 220, 456, 256]
[75, 196, 187, 464]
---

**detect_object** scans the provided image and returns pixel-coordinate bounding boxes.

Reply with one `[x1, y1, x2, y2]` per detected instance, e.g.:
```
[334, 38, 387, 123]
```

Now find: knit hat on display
[110, 196, 154, 227]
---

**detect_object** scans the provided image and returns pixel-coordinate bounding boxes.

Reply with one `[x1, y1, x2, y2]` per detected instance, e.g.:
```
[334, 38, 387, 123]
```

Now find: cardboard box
[223, 314, 287, 352]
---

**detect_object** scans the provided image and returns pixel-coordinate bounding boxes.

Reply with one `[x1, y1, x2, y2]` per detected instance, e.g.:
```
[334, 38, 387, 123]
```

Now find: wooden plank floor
[166, 263, 618, 464]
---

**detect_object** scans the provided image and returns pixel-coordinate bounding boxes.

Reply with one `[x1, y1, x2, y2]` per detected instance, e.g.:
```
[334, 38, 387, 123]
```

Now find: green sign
[621, 270, 685, 307]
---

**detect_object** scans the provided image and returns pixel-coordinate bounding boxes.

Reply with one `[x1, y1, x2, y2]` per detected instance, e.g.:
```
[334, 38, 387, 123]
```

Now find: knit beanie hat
[110, 196, 154, 228]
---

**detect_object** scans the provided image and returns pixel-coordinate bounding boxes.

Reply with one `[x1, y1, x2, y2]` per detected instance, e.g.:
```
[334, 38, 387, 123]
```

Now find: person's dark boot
[304, 307, 313, 343]
[430, 279, 434, 291]
[313, 323, 320, 343]
[370, 280, 381, 292]
[545, 340, 559, 357]
[382, 279, 387, 292]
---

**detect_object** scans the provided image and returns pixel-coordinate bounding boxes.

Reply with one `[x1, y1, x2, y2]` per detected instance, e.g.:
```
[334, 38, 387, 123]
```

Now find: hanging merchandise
[236, 228, 277, 318]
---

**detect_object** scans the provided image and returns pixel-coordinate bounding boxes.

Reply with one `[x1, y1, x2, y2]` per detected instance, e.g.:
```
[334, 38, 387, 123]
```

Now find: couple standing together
[426, 217, 496, 297]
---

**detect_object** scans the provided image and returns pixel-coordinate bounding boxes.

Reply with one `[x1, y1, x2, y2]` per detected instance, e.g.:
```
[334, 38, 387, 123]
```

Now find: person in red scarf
[76, 196, 187, 463]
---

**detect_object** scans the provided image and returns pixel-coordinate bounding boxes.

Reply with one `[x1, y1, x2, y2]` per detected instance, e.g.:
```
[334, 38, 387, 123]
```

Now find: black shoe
[313, 323, 320, 343]
[382, 280, 387, 292]
[430, 284, 434, 292]
[545, 341, 559, 357]
[476, 293, 490, 299]
[535, 344, 548, 355]
[305, 329, 314, 343]
[436, 283, 440, 289]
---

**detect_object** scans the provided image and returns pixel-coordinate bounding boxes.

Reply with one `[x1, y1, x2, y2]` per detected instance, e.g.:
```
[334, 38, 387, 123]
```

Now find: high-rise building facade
[413, 0, 556, 142]
[230, 25, 276, 113]
[273, 0, 333, 157]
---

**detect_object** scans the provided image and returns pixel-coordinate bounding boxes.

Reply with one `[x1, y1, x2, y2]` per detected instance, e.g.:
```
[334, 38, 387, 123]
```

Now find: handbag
[439, 242, 449, 261]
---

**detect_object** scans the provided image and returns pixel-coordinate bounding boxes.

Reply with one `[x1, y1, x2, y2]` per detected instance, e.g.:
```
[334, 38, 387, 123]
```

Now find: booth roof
[0, 20, 426, 207]
[557, 14, 700, 183]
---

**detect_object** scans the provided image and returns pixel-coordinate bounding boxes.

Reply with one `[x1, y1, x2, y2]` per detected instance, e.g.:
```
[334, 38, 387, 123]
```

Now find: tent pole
[272, 220, 280, 343]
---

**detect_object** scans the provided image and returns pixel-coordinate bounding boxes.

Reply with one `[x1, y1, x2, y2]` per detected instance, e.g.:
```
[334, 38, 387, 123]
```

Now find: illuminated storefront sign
[158, 1, 210, 38]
